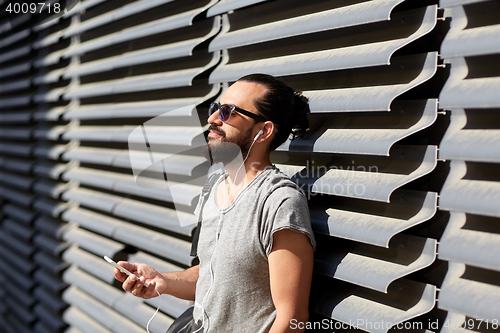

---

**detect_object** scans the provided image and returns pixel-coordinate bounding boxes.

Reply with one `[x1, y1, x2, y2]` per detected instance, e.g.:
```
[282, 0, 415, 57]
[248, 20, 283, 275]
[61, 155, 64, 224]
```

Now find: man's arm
[268, 229, 314, 333]
[116, 263, 199, 301]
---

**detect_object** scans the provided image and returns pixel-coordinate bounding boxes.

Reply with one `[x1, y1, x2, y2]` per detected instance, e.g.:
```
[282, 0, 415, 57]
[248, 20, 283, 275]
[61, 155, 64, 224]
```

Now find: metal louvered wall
[0, 0, 498, 333]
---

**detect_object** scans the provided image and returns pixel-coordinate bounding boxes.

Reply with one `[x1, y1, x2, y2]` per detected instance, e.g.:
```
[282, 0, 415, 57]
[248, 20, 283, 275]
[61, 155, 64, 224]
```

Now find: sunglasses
[209, 102, 267, 123]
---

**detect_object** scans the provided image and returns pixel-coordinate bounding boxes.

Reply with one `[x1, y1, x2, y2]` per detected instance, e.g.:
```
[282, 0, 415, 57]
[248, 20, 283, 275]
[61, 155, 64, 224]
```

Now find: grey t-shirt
[192, 166, 316, 333]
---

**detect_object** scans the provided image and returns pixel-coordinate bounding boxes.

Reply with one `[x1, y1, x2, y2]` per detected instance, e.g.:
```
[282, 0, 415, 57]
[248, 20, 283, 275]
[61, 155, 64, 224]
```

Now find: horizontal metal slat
[209, 6, 436, 83]
[209, 0, 404, 51]
[0, 170, 35, 190]
[311, 189, 437, 247]
[0, 126, 33, 140]
[34, 286, 68, 311]
[4, 280, 36, 307]
[63, 124, 205, 146]
[311, 277, 436, 333]
[7, 296, 36, 324]
[34, 251, 69, 274]
[113, 198, 196, 234]
[34, 86, 69, 103]
[34, 49, 65, 68]
[63, 306, 112, 333]
[33, 67, 68, 85]
[33, 30, 64, 49]
[207, 0, 268, 17]
[0, 63, 31, 79]
[63, 1, 218, 58]
[61, 185, 195, 235]
[0, 185, 36, 207]
[438, 108, 500, 163]
[0, 111, 32, 123]
[34, 215, 69, 239]
[33, 197, 75, 218]
[62, 265, 122, 308]
[0, 29, 30, 49]
[64, 265, 175, 331]
[63, 98, 200, 119]
[63, 0, 176, 37]
[278, 145, 437, 203]
[64, 18, 220, 78]
[61, 207, 122, 237]
[63, 0, 108, 18]
[0, 243, 35, 274]
[440, 57, 500, 109]
[438, 212, 500, 272]
[62, 286, 145, 333]
[0, 95, 31, 108]
[440, 0, 489, 6]
[303, 52, 438, 112]
[128, 251, 183, 274]
[34, 269, 68, 293]
[0, 45, 31, 65]
[439, 160, 500, 218]
[2, 203, 37, 223]
[62, 246, 115, 284]
[0, 231, 35, 257]
[62, 187, 123, 213]
[33, 161, 76, 179]
[441, 4, 500, 58]
[3, 218, 35, 240]
[279, 99, 437, 156]
[0, 258, 35, 290]
[315, 234, 436, 292]
[33, 233, 70, 256]
[33, 179, 76, 198]
[115, 293, 175, 330]
[33, 304, 67, 331]
[438, 262, 500, 322]
[62, 166, 201, 205]
[0, 156, 35, 173]
[0, 142, 32, 156]
[113, 223, 192, 266]
[63, 54, 219, 99]
[62, 226, 126, 257]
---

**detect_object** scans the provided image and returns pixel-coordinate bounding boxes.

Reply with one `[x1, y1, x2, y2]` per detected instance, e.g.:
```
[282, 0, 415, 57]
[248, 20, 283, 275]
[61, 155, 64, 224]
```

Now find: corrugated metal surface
[0, 0, 499, 331]
[437, 0, 500, 327]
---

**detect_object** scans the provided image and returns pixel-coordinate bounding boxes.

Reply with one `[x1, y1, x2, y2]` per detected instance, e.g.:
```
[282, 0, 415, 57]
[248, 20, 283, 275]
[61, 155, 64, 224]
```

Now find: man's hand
[114, 261, 166, 299]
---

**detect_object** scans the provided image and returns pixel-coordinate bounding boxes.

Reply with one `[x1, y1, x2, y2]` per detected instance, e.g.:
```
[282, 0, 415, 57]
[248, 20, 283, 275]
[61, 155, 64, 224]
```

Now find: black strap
[190, 173, 220, 257]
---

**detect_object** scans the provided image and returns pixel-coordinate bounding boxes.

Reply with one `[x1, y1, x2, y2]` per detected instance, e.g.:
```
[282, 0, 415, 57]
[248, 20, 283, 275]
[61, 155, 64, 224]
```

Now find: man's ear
[256, 121, 275, 143]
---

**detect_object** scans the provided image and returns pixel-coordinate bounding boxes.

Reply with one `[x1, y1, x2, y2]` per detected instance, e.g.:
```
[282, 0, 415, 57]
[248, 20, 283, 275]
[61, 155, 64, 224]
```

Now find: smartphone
[104, 255, 149, 288]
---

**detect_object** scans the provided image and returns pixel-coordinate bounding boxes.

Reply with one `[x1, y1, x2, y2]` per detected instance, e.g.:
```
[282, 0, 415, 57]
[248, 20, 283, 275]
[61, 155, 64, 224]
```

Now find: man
[114, 74, 316, 332]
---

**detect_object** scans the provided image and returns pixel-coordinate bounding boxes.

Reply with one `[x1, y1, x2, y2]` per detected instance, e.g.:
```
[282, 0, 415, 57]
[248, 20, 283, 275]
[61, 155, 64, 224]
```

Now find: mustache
[208, 124, 225, 137]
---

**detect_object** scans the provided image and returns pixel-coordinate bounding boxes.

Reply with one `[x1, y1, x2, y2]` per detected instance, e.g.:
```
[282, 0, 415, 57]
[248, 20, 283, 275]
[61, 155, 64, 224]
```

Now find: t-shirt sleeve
[261, 186, 316, 256]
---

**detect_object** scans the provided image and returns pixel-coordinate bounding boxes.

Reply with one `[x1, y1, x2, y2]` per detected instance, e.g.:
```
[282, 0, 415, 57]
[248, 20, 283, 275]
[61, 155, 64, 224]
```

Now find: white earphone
[253, 129, 263, 142]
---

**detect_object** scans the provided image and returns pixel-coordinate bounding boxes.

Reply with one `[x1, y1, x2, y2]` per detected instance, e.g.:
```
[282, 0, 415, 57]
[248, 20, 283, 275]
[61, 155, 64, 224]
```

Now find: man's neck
[223, 156, 272, 192]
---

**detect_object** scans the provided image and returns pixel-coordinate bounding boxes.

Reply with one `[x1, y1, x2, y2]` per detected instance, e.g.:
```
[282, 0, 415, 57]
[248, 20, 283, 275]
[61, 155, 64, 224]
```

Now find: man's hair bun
[238, 74, 309, 151]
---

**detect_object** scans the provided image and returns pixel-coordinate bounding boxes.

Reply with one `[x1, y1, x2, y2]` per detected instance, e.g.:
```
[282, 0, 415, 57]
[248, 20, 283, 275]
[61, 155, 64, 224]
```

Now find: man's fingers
[118, 261, 136, 272]
[122, 273, 138, 292]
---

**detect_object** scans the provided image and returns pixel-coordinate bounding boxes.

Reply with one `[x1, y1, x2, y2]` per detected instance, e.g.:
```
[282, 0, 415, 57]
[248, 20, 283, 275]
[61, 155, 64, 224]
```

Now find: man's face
[202, 81, 267, 165]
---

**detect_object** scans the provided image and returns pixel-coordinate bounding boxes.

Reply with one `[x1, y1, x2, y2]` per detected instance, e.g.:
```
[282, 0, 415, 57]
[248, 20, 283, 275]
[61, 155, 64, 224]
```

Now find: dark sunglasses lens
[219, 105, 231, 121]
[208, 103, 218, 116]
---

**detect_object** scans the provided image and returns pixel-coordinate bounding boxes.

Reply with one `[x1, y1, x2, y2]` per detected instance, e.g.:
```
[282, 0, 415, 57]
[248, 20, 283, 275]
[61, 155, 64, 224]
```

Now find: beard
[202, 124, 253, 165]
